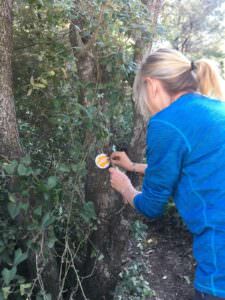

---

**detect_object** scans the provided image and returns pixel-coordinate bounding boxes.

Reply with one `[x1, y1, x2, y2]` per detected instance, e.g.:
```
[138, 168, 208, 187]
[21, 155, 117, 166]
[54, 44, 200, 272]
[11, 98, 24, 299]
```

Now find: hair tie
[191, 61, 196, 71]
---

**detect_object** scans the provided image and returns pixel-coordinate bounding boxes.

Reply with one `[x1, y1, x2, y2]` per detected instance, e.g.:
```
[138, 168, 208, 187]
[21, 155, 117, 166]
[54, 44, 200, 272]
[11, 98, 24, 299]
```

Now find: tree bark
[70, 14, 132, 300]
[128, 0, 165, 172]
[145, 0, 165, 52]
[0, 0, 22, 159]
[69, 1, 164, 298]
[0, 1, 60, 298]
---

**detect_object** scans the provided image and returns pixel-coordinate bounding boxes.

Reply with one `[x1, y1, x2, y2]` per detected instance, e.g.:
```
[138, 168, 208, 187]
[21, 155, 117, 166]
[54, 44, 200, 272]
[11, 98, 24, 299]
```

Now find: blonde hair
[133, 48, 225, 118]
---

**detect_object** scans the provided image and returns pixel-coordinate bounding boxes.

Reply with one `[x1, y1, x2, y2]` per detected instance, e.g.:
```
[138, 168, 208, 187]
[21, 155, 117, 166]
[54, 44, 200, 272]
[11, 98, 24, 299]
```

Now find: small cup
[95, 153, 110, 169]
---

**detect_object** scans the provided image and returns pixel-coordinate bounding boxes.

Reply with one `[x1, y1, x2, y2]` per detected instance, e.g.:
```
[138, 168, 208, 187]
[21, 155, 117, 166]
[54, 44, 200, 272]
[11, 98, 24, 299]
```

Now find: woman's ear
[145, 77, 157, 98]
[148, 78, 158, 97]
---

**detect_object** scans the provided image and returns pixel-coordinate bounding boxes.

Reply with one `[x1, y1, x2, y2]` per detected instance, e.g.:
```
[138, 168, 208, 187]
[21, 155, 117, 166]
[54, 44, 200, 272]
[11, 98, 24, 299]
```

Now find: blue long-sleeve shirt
[133, 92, 225, 298]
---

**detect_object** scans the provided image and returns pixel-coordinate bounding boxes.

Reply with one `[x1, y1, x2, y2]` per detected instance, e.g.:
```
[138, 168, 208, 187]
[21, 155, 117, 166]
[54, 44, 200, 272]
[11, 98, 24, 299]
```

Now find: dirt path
[143, 216, 195, 300]
[114, 213, 195, 300]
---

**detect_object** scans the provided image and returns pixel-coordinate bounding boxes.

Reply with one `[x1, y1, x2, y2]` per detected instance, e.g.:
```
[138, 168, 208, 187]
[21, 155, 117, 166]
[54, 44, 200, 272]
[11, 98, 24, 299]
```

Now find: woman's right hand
[110, 151, 133, 171]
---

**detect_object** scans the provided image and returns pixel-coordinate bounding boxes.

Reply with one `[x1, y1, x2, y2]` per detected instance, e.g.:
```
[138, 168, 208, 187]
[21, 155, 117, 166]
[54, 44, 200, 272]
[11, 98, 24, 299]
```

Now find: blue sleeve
[133, 119, 190, 218]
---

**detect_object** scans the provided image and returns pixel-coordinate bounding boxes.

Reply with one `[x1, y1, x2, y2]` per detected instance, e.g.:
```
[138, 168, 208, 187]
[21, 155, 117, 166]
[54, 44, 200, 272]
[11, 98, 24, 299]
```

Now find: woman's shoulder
[147, 92, 225, 153]
[150, 92, 225, 127]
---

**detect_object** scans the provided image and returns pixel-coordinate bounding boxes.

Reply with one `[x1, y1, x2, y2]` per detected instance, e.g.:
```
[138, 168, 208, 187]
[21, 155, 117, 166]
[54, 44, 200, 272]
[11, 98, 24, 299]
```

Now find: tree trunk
[0, 1, 60, 298]
[0, 0, 22, 159]
[129, 0, 165, 169]
[70, 18, 132, 300]
[145, 0, 165, 52]
[69, 1, 164, 298]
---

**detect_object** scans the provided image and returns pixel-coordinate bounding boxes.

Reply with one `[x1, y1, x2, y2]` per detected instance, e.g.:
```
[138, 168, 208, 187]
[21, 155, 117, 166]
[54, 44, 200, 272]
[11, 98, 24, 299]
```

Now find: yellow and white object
[95, 153, 110, 169]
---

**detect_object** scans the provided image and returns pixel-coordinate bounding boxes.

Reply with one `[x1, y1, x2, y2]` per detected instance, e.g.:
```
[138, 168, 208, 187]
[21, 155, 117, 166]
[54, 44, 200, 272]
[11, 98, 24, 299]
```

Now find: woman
[109, 48, 225, 300]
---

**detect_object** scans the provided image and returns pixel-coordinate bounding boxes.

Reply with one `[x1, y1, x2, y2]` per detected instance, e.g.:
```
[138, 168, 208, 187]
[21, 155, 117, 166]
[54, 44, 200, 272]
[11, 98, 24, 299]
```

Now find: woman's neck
[171, 90, 195, 102]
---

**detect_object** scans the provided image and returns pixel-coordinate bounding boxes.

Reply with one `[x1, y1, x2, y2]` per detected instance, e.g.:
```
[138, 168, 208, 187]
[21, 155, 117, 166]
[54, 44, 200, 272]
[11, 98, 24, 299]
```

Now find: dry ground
[115, 212, 196, 300]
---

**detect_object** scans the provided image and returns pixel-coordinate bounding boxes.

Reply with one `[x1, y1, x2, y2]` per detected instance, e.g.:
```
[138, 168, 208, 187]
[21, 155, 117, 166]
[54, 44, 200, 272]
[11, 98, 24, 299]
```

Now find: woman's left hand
[109, 167, 131, 194]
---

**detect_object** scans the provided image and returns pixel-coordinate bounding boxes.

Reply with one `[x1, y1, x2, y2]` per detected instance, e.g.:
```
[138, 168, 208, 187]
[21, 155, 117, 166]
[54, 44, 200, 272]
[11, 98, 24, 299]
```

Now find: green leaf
[37, 0, 44, 6]
[33, 168, 41, 176]
[21, 155, 31, 166]
[3, 161, 18, 175]
[33, 83, 46, 89]
[58, 164, 70, 173]
[27, 88, 33, 96]
[71, 164, 78, 172]
[7, 203, 20, 219]
[34, 206, 42, 216]
[30, 75, 34, 85]
[17, 163, 27, 175]
[98, 254, 104, 261]
[47, 176, 58, 189]
[1, 267, 17, 285]
[8, 193, 16, 203]
[40, 78, 48, 85]
[106, 63, 112, 72]
[14, 248, 28, 266]
[20, 283, 31, 296]
[38, 294, 51, 300]
[41, 213, 55, 229]
[48, 70, 55, 77]
[17, 164, 31, 176]
[47, 236, 57, 249]
[0, 291, 4, 300]
[80, 201, 96, 224]
[2, 287, 10, 300]
[20, 203, 29, 212]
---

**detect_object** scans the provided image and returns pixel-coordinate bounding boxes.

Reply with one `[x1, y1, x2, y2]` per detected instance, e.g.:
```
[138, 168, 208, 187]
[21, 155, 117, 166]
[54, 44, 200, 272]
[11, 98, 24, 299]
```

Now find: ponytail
[195, 59, 225, 101]
[134, 49, 225, 118]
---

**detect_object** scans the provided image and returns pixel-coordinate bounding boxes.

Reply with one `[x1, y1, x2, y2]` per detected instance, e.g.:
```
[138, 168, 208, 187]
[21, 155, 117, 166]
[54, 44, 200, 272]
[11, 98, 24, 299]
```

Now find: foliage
[0, 0, 225, 298]
[2, 0, 149, 297]
[131, 220, 148, 251]
[0, 153, 97, 299]
[161, 0, 225, 59]
[114, 263, 155, 300]
[114, 220, 155, 300]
